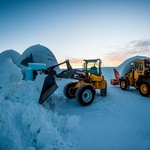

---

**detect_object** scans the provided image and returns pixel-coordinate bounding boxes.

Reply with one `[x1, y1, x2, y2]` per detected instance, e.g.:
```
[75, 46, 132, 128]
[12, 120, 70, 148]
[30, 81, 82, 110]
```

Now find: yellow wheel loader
[119, 59, 150, 97]
[39, 59, 107, 106]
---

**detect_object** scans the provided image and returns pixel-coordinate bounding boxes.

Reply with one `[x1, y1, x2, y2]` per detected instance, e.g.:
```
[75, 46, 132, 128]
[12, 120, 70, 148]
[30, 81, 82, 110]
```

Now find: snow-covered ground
[0, 58, 150, 150]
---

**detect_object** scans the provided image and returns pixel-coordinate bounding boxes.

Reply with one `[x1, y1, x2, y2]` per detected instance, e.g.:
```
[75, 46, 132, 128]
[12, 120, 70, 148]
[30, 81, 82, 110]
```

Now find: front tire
[63, 82, 77, 99]
[139, 82, 150, 97]
[75, 85, 95, 106]
[120, 78, 130, 90]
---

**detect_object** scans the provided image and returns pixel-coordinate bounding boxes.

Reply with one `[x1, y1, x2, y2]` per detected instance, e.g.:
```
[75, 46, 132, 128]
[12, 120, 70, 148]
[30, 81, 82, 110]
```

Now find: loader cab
[134, 60, 143, 81]
[83, 59, 102, 76]
[133, 59, 150, 80]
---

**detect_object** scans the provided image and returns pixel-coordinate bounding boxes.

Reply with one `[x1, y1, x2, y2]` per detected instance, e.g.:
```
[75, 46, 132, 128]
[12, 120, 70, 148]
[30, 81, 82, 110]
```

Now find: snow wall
[0, 44, 60, 78]
[19, 44, 59, 77]
[0, 49, 21, 66]
[19, 44, 58, 68]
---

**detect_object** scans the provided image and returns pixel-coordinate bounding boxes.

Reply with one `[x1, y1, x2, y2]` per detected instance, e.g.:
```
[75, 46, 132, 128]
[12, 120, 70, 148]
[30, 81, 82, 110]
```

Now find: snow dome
[20, 44, 58, 68]
[117, 55, 150, 77]
[0, 49, 21, 66]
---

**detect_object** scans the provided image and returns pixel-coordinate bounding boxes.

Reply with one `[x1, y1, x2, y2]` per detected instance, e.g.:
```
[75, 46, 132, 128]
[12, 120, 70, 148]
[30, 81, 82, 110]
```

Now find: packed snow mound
[0, 49, 21, 66]
[0, 60, 80, 150]
[117, 55, 150, 77]
[20, 44, 58, 68]
[0, 58, 23, 90]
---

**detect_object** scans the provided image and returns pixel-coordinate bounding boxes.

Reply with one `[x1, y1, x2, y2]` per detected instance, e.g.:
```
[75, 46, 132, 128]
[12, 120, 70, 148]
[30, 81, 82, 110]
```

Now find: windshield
[87, 62, 98, 70]
[83, 60, 101, 75]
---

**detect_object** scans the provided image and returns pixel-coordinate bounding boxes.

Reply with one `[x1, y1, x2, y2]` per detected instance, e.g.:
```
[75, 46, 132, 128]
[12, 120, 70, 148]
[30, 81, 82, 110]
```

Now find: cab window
[134, 63, 139, 70]
[139, 62, 143, 71]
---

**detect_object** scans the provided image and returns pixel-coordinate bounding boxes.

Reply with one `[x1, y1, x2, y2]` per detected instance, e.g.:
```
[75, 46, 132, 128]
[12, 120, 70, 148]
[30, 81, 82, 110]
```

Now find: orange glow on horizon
[59, 59, 124, 69]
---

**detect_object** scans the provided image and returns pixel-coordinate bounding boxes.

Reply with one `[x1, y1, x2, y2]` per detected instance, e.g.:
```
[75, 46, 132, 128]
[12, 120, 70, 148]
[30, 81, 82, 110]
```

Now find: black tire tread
[75, 85, 95, 106]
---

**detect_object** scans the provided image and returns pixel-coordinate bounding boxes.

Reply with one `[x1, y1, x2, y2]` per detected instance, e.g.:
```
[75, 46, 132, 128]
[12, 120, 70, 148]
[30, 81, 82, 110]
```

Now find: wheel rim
[82, 90, 92, 102]
[121, 81, 126, 88]
[140, 84, 148, 94]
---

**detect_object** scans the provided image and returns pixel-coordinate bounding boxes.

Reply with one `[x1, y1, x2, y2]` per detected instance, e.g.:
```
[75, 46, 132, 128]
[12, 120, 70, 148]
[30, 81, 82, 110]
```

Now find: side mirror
[131, 63, 134, 70]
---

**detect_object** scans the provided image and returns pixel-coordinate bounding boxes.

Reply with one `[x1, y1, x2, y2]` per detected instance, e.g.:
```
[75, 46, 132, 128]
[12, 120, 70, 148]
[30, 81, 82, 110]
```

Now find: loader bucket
[110, 79, 120, 85]
[110, 68, 120, 85]
[113, 68, 120, 80]
[39, 74, 58, 104]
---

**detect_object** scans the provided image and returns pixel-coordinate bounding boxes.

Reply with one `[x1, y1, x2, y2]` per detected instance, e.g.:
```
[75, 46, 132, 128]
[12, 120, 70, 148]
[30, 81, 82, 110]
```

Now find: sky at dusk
[0, 0, 150, 67]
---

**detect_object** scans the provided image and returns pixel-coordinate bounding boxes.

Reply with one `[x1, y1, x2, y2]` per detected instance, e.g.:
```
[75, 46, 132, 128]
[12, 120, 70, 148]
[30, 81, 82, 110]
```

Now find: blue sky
[0, 0, 150, 66]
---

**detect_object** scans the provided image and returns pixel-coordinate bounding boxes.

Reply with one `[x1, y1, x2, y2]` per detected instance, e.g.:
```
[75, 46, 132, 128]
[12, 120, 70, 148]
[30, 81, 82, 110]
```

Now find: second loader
[39, 59, 107, 106]
[110, 59, 150, 97]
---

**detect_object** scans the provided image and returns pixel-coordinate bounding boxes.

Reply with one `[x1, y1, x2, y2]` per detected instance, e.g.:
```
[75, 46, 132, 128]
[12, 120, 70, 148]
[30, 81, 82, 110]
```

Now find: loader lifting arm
[39, 59, 86, 104]
[39, 59, 73, 104]
[42, 59, 72, 75]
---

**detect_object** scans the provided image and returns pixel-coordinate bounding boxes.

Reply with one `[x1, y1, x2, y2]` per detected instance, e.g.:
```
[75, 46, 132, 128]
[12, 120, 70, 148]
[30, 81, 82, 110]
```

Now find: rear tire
[139, 82, 150, 97]
[63, 82, 77, 99]
[120, 78, 130, 90]
[101, 81, 107, 96]
[75, 85, 95, 106]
